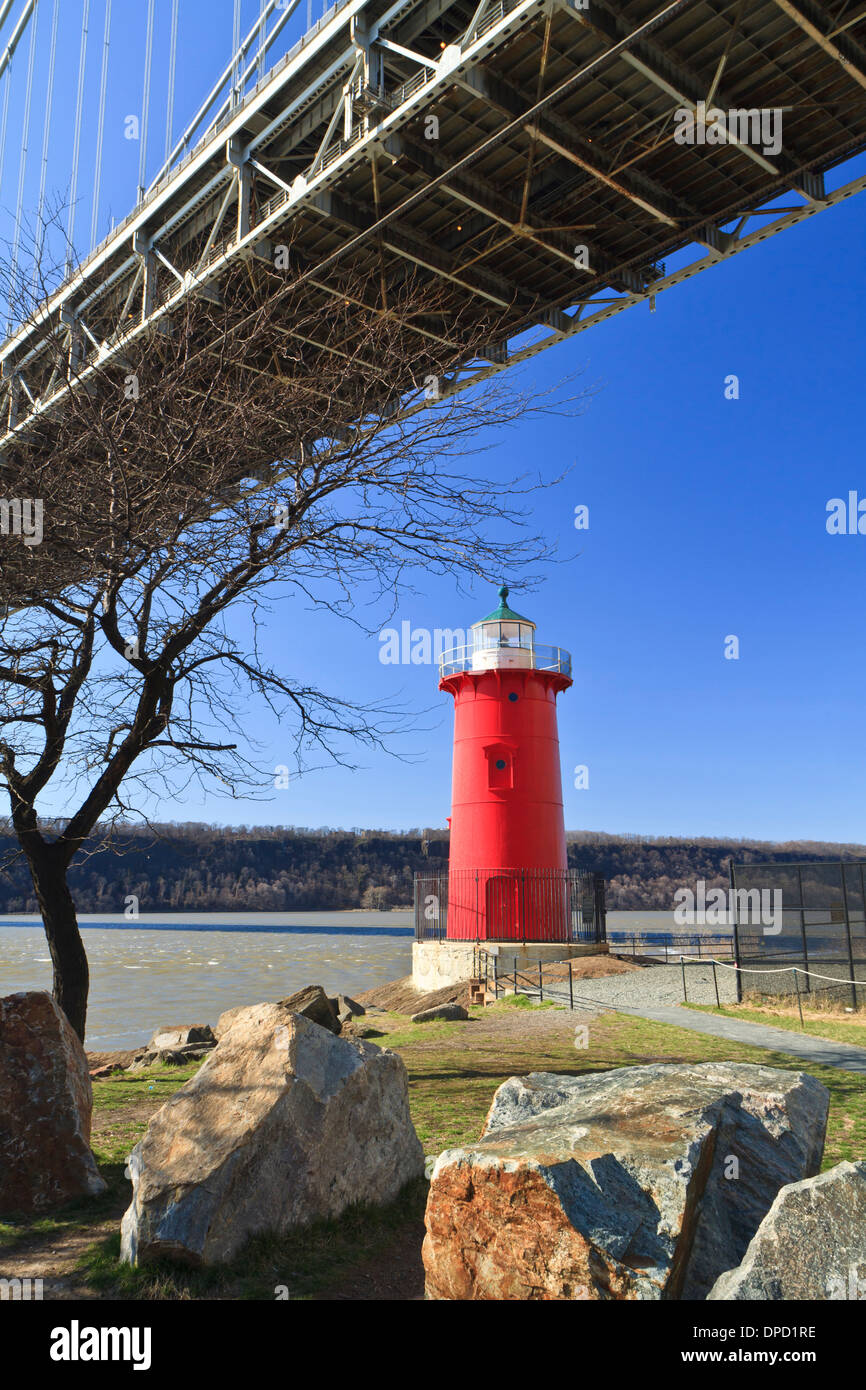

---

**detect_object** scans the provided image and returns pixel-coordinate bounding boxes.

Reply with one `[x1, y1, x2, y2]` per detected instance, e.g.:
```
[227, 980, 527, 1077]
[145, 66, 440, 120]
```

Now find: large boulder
[423, 1062, 828, 1301]
[0, 992, 106, 1214]
[215, 983, 340, 1038]
[120, 1001, 424, 1266]
[708, 1160, 866, 1300]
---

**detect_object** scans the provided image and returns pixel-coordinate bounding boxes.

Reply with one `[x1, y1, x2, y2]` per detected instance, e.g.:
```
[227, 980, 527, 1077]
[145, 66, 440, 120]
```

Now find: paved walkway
[545, 986, 866, 1074]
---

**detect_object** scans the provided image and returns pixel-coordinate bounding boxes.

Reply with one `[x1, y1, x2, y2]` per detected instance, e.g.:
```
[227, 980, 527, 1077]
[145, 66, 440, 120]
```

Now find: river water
[0, 908, 712, 1049]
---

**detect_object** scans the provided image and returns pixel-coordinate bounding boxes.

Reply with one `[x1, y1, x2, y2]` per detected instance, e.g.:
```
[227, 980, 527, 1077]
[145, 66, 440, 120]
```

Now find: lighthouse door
[485, 874, 519, 939]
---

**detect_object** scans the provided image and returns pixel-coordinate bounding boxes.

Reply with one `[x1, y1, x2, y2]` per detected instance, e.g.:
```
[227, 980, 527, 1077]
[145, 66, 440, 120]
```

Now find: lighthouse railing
[437, 643, 572, 680]
[413, 868, 605, 943]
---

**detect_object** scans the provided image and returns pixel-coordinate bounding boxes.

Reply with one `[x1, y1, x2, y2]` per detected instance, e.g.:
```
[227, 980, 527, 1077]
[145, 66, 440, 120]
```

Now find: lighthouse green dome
[472, 584, 535, 629]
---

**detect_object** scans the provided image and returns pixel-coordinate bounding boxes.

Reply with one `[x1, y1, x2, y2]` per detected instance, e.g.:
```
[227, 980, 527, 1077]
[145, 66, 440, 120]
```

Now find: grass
[682, 1001, 866, 1049]
[77, 1178, 428, 1302]
[5, 1003, 864, 1297]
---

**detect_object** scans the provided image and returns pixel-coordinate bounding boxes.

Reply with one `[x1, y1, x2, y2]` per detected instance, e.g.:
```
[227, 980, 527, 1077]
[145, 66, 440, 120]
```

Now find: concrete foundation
[412, 938, 608, 992]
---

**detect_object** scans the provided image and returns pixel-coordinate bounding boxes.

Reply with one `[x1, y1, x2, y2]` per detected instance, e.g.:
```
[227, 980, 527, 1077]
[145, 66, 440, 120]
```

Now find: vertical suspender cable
[67, 0, 89, 269]
[0, 54, 12, 200]
[165, 0, 178, 164]
[258, 0, 266, 82]
[90, 0, 111, 251]
[8, 0, 38, 330]
[32, 0, 60, 286]
[232, 0, 241, 106]
[138, 0, 155, 201]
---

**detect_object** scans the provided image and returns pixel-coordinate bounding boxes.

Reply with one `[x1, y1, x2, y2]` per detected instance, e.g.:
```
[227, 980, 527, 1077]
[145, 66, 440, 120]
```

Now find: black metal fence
[731, 860, 866, 1008]
[414, 868, 606, 944]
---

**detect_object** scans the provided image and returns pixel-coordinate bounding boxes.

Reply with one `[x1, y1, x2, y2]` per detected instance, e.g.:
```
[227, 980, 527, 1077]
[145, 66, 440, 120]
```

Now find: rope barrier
[679, 954, 863, 988]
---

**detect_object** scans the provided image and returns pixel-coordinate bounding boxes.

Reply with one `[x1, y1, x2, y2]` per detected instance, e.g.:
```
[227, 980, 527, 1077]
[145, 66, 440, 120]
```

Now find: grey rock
[120, 1001, 424, 1266]
[411, 1004, 469, 1023]
[147, 1024, 216, 1051]
[216, 983, 341, 1038]
[337, 994, 366, 1021]
[423, 1062, 829, 1301]
[708, 1160, 866, 1300]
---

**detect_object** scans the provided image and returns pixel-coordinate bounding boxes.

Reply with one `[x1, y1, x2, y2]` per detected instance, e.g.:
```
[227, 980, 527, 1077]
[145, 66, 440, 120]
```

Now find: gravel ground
[542, 962, 739, 1011]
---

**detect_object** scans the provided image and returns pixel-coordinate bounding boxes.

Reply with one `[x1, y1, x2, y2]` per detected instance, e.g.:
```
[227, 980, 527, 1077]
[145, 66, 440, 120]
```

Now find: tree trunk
[26, 845, 89, 1043]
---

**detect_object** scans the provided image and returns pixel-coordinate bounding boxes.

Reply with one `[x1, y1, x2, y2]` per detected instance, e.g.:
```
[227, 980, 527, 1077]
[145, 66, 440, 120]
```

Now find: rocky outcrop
[708, 1160, 866, 1300]
[423, 1062, 829, 1301]
[411, 1004, 469, 1023]
[120, 1001, 424, 1266]
[0, 992, 106, 1214]
[215, 983, 340, 1038]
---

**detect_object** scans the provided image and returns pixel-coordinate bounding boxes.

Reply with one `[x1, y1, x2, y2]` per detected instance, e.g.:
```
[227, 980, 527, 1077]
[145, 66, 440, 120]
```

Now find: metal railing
[438, 641, 572, 679]
[414, 867, 605, 943]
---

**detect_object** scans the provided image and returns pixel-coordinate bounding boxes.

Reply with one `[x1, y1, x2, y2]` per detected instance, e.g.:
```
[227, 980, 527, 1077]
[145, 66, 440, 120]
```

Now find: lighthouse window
[486, 744, 514, 790]
[508, 692, 518, 702]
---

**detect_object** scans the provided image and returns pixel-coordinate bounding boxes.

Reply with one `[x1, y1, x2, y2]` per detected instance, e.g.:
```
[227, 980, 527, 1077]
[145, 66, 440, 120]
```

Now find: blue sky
[1, 2, 864, 841]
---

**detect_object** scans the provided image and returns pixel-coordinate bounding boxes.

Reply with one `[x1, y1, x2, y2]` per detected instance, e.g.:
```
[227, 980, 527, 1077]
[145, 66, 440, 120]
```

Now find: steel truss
[1, 0, 865, 455]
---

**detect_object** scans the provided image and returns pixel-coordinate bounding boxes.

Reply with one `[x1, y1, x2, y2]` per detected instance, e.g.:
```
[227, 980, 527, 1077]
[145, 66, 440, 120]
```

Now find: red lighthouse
[439, 586, 573, 942]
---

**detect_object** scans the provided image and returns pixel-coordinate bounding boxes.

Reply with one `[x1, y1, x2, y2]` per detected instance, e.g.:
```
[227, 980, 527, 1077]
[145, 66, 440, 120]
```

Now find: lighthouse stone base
[412, 940, 608, 993]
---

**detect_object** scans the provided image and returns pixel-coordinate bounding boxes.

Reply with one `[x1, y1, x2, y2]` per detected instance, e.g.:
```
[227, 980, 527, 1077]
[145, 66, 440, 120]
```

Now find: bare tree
[0, 241, 586, 1040]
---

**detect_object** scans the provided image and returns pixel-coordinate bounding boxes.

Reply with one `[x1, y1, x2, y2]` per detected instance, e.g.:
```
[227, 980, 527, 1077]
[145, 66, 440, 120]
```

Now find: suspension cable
[8, 0, 38, 331]
[0, 0, 35, 82]
[232, 0, 241, 107]
[258, 0, 266, 83]
[0, 0, 15, 37]
[67, 0, 89, 269]
[138, 0, 155, 201]
[0, 50, 12, 202]
[165, 0, 178, 163]
[32, 0, 60, 286]
[90, 0, 111, 251]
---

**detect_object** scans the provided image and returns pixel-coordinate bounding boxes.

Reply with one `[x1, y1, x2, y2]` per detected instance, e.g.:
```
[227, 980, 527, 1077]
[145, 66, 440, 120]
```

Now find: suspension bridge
[0, 0, 864, 458]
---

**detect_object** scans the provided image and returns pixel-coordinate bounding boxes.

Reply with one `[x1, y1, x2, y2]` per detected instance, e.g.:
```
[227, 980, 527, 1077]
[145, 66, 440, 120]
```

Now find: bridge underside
[2, 0, 865, 460]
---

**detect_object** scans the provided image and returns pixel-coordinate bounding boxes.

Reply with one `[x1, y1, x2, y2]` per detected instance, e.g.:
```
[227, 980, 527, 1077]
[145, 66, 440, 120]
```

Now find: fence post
[681, 956, 688, 1003]
[839, 860, 858, 1010]
[513, 955, 518, 998]
[730, 862, 742, 1004]
[794, 969, 804, 1027]
[712, 960, 720, 1008]
[796, 866, 811, 994]
[569, 960, 573, 1011]
[492, 954, 498, 1000]
[538, 960, 543, 1002]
